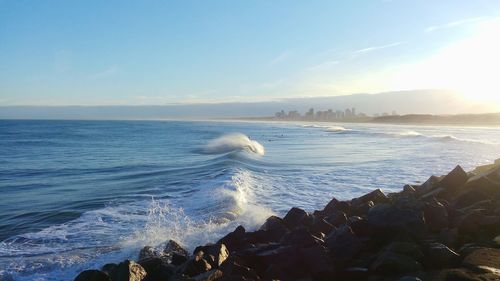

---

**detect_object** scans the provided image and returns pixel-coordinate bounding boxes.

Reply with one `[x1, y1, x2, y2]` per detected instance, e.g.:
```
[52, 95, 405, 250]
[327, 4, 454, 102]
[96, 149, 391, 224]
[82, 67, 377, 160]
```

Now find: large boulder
[217, 225, 246, 253]
[282, 207, 312, 229]
[462, 248, 500, 273]
[280, 227, 322, 247]
[324, 210, 347, 227]
[138, 258, 174, 281]
[424, 199, 449, 232]
[182, 251, 212, 277]
[370, 251, 422, 274]
[322, 197, 351, 217]
[325, 225, 363, 262]
[259, 216, 288, 242]
[440, 165, 469, 191]
[74, 270, 111, 281]
[309, 216, 335, 237]
[193, 244, 229, 268]
[351, 189, 389, 206]
[164, 240, 189, 260]
[298, 245, 335, 280]
[425, 243, 460, 269]
[367, 198, 425, 239]
[111, 260, 147, 281]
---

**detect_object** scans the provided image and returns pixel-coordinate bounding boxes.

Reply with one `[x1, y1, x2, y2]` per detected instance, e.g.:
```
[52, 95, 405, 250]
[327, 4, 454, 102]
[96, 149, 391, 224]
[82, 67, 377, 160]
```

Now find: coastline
[232, 112, 500, 127]
[75, 159, 500, 281]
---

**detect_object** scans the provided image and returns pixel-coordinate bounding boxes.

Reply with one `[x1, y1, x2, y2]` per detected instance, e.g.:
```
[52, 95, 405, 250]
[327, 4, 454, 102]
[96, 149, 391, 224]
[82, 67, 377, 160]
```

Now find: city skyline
[1, 1, 500, 108]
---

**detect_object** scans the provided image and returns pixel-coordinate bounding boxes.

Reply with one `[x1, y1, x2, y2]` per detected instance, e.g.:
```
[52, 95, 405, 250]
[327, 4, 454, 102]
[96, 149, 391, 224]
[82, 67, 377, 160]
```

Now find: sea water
[1, 119, 499, 280]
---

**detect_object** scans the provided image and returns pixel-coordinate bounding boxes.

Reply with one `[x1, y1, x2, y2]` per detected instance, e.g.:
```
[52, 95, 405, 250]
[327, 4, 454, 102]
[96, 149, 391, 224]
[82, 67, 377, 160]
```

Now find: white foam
[325, 126, 349, 133]
[200, 133, 265, 155]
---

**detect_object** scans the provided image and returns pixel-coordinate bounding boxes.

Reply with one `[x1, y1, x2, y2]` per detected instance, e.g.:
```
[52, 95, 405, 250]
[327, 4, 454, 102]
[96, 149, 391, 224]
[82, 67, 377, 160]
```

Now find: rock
[325, 225, 363, 262]
[219, 259, 260, 280]
[455, 209, 484, 236]
[101, 264, 117, 277]
[439, 228, 459, 249]
[217, 225, 246, 253]
[138, 246, 158, 261]
[370, 251, 422, 274]
[259, 216, 288, 242]
[352, 189, 389, 206]
[322, 197, 350, 216]
[454, 190, 490, 209]
[385, 242, 424, 262]
[424, 199, 449, 232]
[164, 240, 189, 260]
[74, 270, 111, 281]
[397, 276, 422, 281]
[367, 198, 425, 239]
[403, 184, 417, 195]
[196, 243, 229, 268]
[324, 210, 347, 227]
[172, 253, 189, 265]
[112, 260, 147, 281]
[351, 201, 375, 216]
[182, 251, 212, 277]
[309, 216, 335, 236]
[348, 216, 371, 237]
[283, 207, 311, 229]
[428, 268, 498, 281]
[138, 258, 174, 281]
[426, 243, 460, 268]
[416, 175, 441, 195]
[462, 248, 500, 273]
[192, 269, 223, 281]
[280, 227, 322, 247]
[298, 245, 335, 280]
[440, 165, 468, 191]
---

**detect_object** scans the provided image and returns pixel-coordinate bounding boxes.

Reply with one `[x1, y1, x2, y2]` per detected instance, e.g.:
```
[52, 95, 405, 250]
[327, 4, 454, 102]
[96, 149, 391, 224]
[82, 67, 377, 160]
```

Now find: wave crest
[200, 133, 265, 155]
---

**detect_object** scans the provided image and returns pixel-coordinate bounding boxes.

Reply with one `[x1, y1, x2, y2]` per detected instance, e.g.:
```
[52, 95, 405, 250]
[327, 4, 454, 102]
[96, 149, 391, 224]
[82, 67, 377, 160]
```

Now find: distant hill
[0, 90, 497, 120]
[371, 113, 500, 126]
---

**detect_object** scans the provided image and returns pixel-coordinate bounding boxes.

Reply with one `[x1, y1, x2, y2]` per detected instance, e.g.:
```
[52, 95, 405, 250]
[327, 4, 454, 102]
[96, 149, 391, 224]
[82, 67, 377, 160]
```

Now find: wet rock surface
[75, 159, 500, 281]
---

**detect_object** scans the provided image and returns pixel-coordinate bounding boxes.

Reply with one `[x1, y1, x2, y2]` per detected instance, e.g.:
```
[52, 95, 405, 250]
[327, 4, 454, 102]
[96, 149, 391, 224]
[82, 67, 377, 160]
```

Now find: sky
[1, 0, 500, 107]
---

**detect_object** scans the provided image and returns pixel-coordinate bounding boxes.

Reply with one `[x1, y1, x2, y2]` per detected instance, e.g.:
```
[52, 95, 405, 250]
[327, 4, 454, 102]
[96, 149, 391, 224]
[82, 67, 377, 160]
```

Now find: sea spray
[200, 133, 265, 155]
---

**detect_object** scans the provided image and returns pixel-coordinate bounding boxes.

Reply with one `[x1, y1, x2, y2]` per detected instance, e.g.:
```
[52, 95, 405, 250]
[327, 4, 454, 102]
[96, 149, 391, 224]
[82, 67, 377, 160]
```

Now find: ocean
[0, 119, 499, 281]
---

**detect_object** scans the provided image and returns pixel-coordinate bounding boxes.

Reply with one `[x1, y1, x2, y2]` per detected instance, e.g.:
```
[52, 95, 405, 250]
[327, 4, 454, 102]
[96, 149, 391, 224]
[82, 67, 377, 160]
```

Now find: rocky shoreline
[75, 159, 500, 281]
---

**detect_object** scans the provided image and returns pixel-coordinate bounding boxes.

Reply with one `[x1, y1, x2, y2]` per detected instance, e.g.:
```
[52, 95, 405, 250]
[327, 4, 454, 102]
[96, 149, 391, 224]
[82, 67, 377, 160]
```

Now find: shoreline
[74, 159, 500, 281]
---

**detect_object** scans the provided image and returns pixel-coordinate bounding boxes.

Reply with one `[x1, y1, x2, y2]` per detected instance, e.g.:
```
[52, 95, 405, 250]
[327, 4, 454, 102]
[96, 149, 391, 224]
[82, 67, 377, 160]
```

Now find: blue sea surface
[1, 119, 499, 280]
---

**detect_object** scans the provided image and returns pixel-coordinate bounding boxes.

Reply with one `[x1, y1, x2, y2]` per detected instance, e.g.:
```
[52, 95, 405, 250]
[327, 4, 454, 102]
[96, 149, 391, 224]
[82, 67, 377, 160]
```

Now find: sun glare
[388, 18, 500, 105]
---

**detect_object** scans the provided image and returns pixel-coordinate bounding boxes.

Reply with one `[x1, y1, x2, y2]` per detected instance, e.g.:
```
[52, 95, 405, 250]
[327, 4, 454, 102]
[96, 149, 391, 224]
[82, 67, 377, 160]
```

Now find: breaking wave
[199, 133, 265, 155]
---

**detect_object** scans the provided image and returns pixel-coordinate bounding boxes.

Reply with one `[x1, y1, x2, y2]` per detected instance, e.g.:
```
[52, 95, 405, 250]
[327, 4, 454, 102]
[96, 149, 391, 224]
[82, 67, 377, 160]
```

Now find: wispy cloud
[269, 50, 293, 65]
[425, 17, 487, 33]
[306, 60, 340, 72]
[93, 66, 119, 79]
[352, 41, 405, 54]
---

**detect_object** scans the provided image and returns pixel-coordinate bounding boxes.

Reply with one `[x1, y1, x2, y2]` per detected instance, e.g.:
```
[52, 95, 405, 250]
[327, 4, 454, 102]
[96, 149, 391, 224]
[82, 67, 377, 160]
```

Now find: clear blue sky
[1, 0, 500, 105]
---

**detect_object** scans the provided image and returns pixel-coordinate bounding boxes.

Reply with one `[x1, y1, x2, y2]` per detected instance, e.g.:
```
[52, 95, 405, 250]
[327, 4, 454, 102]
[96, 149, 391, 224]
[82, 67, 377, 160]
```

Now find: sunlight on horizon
[387, 18, 500, 105]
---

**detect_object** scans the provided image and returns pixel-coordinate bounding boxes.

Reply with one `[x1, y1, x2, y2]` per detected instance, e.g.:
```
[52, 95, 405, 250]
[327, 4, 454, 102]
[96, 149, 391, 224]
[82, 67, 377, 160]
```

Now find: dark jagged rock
[182, 251, 212, 277]
[397, 277, 423, 281]
[462, 248, 500, 273]
[280, 227, 322, 247]
[138, 258, 174, 281]
[164, 240, 189, 260]
[138, 246, 157, 261]
[219, 259, 260, 280]
[352, 188, 389, 206]
[347, 216, 371, 237]
[283, 207, 311, 229]
[424, 199, 449, 232]
[324, 210, 347, 227]
[368, 197, 426, 239]
[193, 243, 229, 268]
[191, 269, 223, 281]
[74, 270, 111, 281]
[172, 253, 189, 265]
[426, 243, 460, 269]
[298, 245, 335, 280]
[259, 216, 288, 242]
[440, 165, 469, 191]
[112, 260, 147, 281]
[416, 175, 441, 195]
[385, 242, 424, 262]
[217, 225, 246, 253]
[439, 228, 459, 249]
[370, 250, 422, 274]
[351, 200, 375, 216]
[322, 197, 351, 216]
[309, 216, 335, 237]
[325, 225, 362, 262]
[101, 264, 117, 277]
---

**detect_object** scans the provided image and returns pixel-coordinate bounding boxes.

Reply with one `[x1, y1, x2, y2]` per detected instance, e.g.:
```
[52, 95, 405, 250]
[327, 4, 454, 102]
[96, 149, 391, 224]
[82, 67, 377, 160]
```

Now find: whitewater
[0, 120, 499, 281]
